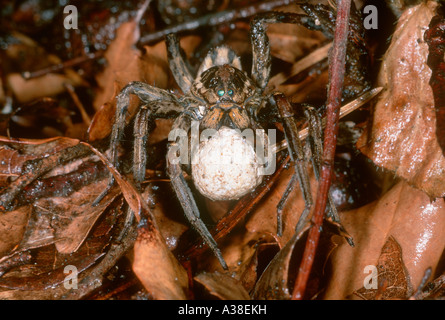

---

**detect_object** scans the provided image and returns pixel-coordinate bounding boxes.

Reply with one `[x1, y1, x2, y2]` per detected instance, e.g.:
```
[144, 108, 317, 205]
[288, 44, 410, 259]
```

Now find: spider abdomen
[191, 127, 265, 201]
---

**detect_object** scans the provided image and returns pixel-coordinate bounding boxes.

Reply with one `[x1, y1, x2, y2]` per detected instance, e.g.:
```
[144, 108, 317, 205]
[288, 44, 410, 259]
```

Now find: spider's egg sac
[191, 127, 265, 201]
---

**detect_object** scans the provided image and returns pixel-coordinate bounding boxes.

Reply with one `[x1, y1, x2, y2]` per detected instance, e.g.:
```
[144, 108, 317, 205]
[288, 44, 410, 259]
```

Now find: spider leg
[276, 174, 298, 237]
[166, 33, 194, 94]
[93, 81, 183, 205]
[167, 118, 228, 269]
[272, 93, 313, 236]
[133, 103, 154, 187]
[304, 105, 354, 246]
[250, 12, 313, 92]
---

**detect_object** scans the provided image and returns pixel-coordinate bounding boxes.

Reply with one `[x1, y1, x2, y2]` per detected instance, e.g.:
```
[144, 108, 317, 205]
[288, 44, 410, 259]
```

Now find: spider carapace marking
[192, 49, 257, 131]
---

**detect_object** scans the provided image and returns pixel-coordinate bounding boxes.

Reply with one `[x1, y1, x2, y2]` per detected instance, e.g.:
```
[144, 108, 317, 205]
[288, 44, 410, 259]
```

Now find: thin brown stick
[64, 83, 92, 126]
[22, 51, 102, 80]
[139, 0, 296, 44]
[271, 87, 382, 154]
[292, 0, 352, 300]
[268, 42, 332, 89]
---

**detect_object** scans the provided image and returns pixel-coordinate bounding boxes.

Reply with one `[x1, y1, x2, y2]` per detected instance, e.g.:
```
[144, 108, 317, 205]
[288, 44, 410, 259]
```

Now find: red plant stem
[291, 0, 351, 300]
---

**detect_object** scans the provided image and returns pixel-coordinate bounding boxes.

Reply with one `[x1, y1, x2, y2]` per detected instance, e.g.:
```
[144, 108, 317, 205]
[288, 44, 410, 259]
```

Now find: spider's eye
[217, 89, 225, 97]
[228, 89, 234, 96]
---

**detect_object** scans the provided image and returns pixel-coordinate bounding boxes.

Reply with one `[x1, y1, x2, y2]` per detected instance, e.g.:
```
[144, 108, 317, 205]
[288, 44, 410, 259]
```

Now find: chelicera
[95, 11, 346, 270]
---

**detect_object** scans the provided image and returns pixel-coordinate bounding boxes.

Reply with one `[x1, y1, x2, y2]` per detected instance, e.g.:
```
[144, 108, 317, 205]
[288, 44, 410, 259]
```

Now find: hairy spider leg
[93, 82, 183, 206]
[166, 33, 194, 94]
[94, 34, 230, 268]
[303, 105, 337, 218]
[250, 12, 319, 236]
[250, 12, 312, 92]
[272, 93, 314, 236]
[167, 115, 228, 269]
[303, 105, 354, 246]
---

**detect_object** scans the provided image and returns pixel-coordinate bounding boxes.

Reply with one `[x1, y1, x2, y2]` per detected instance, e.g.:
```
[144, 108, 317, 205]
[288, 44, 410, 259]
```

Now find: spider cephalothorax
[94, 11, 347, 270]
[192, 54, 257, 131]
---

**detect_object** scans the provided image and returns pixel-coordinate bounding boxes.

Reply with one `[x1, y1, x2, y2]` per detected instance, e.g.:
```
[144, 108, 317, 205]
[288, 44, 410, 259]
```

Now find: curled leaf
[357, 1, 445, 198]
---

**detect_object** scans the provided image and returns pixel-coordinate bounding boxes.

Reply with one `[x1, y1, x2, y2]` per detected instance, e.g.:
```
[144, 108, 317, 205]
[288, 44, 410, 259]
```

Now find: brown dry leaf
[2, 32, 86, 104]
[0, 136, 81, 177]
[0, 192, 128, 299]
[354, 236, 413, 300]
[239, 242, 280, 294]
[141, 183, 189, 251]
[85, 144, 190, 300]
[251, 225, 309, 300]
[93, 10, 146, 111]
[324, 180, 445, 299]
[27, 177, 119, 254]
[357, 1, 445, 198]
[132, 225, 189, 300]
[0, 136, 121, 256]
[7, 72, 85, 104]
[87, 92, 118, 142]
[0, 206, 30, 258]
[194, 271, 250, 300]
[0, 252, 104, 292]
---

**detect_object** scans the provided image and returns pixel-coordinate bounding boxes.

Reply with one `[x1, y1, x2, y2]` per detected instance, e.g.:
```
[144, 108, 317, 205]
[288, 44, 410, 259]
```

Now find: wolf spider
[95, 11, 344, 270]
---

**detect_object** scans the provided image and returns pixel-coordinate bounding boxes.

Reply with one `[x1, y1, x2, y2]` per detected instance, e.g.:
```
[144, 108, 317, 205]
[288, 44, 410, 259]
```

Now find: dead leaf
[132, 225, 189, 300]
[142, 182, 188, 251]
[357, 1, 445, 198]
[194, 271, 250, 300]
[239, 242, 280, 294]
[354, 236, 413, 300]
[0, 252, 104, 291]
[323, 180, 445, 299]
[1, 32, 86, 104]
[7, 72, 85, 104]
[424, 10, 445, 157]
[93, 20, 146, 111]
[251, 226, 309, 300]
[0, 206, 30, 257]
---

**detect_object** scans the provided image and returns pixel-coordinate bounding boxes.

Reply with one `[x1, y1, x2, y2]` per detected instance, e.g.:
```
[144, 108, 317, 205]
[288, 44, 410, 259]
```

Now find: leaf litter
[0, 0, 443, 300]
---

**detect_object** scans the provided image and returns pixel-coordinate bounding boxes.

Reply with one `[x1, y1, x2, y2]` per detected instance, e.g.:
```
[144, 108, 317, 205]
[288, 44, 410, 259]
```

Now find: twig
[291, 0, 352, 300]
[64, 83, 92, 126]
[139, 0, 296, 45]
[411, 267, 432, 300]
[271, 87, 382, 154]
[268, 42, 332, 89]
[21, 51, 103, 80]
